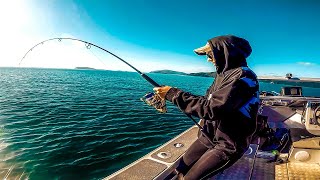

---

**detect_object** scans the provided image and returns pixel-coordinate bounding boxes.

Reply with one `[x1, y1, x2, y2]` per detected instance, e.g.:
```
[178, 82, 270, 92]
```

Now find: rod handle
[141, 74, 161, 87]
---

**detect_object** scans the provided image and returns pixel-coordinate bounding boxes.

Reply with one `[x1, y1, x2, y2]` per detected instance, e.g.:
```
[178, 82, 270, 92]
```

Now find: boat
[105, 85, 320, 179]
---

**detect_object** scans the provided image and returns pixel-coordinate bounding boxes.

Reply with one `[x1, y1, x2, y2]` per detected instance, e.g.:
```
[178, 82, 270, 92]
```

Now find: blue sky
[1, 0, 320, 77]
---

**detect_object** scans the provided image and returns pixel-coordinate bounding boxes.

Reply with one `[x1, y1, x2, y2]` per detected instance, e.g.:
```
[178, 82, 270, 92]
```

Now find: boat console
[302, 101, 320, 136]
[287, 101, 320, 167]
[280, 86, 303, 96]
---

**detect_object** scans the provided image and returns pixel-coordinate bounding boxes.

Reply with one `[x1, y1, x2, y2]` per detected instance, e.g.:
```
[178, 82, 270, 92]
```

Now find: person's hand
[153, 86, 172, 99]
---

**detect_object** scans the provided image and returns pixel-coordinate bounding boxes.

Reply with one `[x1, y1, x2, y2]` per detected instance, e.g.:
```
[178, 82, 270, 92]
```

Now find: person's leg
[175, 138, 209, 175]
[183, 148, 239, 180]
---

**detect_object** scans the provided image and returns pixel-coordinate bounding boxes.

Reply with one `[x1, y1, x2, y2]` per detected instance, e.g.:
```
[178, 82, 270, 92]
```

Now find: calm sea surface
[0, 68, 319, 179]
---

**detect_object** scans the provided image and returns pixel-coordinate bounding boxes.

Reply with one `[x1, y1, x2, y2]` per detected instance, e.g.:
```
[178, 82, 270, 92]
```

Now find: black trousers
[176, 139, 243, 180]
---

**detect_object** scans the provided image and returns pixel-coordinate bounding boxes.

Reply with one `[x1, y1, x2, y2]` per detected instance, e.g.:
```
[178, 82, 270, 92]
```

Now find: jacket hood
[208, 35, 252, 74]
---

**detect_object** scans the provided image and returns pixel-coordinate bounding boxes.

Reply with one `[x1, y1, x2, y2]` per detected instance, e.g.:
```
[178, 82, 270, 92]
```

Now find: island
[150, 70, 187, 75]
[188, 72, 216, 77]
[150, 70, 216, 77]
[75, 67, 96, 70]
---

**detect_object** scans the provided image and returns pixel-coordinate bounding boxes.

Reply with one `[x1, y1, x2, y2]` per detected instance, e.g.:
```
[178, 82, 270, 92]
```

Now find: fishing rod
[19, 37, 160, 87]
[20, 37, 217, 147]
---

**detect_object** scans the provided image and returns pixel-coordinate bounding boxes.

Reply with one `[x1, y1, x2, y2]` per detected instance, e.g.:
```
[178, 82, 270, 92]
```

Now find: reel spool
[141, 92, 167, 113]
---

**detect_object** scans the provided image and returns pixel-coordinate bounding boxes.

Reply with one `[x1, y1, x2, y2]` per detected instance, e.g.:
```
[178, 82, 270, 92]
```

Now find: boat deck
[107, 127, 198, 180]
[106, 125, 320, 180]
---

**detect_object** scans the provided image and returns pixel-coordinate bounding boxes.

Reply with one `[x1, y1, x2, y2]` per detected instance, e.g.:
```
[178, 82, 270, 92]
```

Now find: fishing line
[20, 37, 217, 146]
[87, 47, 108, 69]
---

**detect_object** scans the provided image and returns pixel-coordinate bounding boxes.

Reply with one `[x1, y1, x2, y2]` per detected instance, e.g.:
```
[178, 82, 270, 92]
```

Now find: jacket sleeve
[165, 71, 257, 120]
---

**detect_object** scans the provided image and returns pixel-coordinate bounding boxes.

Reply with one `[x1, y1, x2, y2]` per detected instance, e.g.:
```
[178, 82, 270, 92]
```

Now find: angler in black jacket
[154, 35, 259, 180]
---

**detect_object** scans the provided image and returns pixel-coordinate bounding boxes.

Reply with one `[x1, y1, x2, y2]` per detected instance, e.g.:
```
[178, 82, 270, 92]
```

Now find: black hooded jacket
[165, 35, 259, 156]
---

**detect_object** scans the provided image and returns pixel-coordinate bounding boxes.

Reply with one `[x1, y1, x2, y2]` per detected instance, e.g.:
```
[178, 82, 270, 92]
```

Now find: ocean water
[0, 68, 319, 179]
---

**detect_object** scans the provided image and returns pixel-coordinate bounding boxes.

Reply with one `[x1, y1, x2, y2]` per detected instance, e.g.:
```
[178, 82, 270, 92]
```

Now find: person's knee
[183, 148, 231, 180]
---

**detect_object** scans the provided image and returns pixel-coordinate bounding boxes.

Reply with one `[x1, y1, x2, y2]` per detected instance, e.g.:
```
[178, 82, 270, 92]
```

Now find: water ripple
[2, 68, 318, 179]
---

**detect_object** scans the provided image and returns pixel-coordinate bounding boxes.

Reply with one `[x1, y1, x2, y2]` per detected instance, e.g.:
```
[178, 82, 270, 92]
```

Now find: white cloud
[254, 63, 320, 78]
[297, 62, 316, 66]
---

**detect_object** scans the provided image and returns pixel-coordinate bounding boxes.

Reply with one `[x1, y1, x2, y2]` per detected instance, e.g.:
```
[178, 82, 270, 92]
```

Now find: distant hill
[150, 70, 216, 78]
[189, 72, 216, 77]
[75, 67, 96, 70]
[150, 70, 187, 75]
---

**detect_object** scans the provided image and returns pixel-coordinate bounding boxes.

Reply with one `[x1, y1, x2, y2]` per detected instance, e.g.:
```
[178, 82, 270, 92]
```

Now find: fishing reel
[141, 92, 167, 113]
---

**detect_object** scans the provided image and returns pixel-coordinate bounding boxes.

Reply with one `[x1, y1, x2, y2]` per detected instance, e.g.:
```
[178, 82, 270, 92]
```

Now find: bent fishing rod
[19, 37, 160, 87]
[20, 37, 216, 146]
